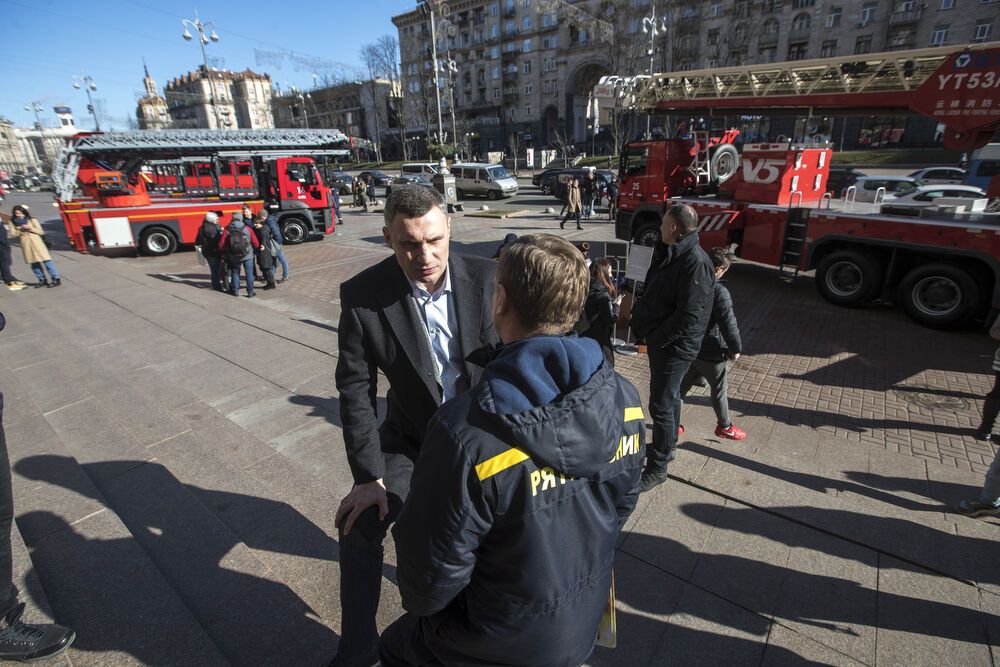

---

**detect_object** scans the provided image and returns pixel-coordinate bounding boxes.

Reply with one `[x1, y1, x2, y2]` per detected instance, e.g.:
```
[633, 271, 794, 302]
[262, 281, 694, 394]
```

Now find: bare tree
[360, 43, 391, 162]
[551, 128, 574, 167]
[371, 34, 409, 161]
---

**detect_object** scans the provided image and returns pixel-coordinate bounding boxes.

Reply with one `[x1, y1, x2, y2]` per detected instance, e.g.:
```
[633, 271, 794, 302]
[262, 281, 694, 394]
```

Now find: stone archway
[565, 60, 610, 144]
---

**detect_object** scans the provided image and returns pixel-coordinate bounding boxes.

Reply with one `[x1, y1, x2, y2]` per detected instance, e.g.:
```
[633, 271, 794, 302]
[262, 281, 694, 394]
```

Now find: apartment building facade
[393, 0, 998, 156]
[164, 67, 274, 130]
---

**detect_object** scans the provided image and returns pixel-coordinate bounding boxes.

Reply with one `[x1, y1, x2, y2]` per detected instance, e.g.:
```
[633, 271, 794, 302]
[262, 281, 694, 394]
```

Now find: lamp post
[72, 76, 101, 131]
[641, 6, 666, 140]
[181, 11, 221, 129]
[289, 86, 311, 129]
[421, 0, 450, 151]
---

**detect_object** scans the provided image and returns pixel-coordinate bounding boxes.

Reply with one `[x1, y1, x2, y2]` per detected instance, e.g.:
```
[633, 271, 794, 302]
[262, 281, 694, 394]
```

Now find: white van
[451, 163, 519, 200]
[400, 163, 440, 177]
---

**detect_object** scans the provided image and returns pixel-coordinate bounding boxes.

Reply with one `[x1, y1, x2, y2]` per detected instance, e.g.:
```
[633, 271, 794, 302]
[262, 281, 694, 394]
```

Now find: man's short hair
[709, 247, 732, 272]
[496, 234, 589, 334]
[666, 204, 699, 235]
[384, 184, 445, 227]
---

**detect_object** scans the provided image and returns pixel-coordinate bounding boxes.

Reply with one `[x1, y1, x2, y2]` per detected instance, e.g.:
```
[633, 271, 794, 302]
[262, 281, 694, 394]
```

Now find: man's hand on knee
[336, 479, 389, 536]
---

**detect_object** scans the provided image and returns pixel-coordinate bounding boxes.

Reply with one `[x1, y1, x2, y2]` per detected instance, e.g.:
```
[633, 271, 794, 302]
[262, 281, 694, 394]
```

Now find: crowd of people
[194, 205, 290, 298]
[558, 170, 619, 231]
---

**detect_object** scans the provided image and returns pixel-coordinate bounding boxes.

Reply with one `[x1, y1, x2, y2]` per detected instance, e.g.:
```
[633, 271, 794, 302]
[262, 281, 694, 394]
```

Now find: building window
[521, 0, 530, 6]
[492, 66, 500, 79]
[973, 20, 993, 41]
[931, 24, 949, 44]
[939, 0, 954, 7]
[709, 2, 722, 16]
[523, 38, 532, 51]
[490, 2, 498, 15]
[792, 13, 811, 30]
[705, 57, 719, 68]
[524, 82, 533, 94]
[543, 57, 556, 72]
[762, 0, 782, 12]
[493, 87, 501, 99]
[542, 35, 558, 48]
[491, 24, 499, 38]
[629, 18, 639, 33]
[763, 18, 779, 33]
[826, 7, 843, 27]
[854, 34, 872, 53]
[522, 16, 531, 30]
[821, 39, 837, 56]
[759, 46, 777, 62]
[860, 2, 878, 25]
[525, 103, 531, 116]
[792, 0, 814, 6]
[523, 60, 532, 74]
[491, 46, 500, 58]
[707, 29, 719, 45]
[788, 43, 808, 60]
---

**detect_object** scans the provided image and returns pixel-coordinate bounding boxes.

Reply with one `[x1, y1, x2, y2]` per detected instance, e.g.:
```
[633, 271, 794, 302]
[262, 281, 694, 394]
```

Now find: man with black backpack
[194, 212, 224, 292]
[217, 211, 260, 298]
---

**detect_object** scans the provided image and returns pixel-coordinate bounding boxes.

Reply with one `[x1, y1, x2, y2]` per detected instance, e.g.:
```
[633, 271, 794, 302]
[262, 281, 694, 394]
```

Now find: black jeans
[561, 209, 581, 228]
[337, 423, 417, 659]
[681, 358, 731, 428]
[379, 613, 443, 666]
[0, 395, 18, 619]
[647, 349, 694, 475]
[0, 245, 15, 284]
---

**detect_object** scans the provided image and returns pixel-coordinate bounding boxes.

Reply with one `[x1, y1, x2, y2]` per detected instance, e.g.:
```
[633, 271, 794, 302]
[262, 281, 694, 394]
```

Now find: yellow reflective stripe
[475, 447, 530, 481]
[624, 407, 644, 422]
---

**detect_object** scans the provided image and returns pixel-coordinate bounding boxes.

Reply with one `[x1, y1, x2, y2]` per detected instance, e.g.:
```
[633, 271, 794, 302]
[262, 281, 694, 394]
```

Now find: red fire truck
[53, 129, 350, 256]
[611, 42, 1000, 328]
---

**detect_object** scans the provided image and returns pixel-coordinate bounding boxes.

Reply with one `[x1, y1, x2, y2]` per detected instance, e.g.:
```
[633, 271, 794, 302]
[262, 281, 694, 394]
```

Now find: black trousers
[560, 209, 581, 228]
[0, 245, 15, 284]
[337, 422, 416, 658]
[379, 613, 443, 666]
[646, 349, 694, 475]
[0, 395, 18, 619]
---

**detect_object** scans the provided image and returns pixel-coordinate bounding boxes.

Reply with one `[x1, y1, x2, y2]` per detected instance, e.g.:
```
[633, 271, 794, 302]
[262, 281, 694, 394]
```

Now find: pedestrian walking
[581, 170, 597, 218]
[6, 206, 59, 288]
[607, 176, 619, 222]
[0, 221, 24, 291]
[629, 204, 714, 492]
[329, 185, 498, 667]
[333, 188, 345, 227]
[0, 313, 76, 662]
[251, 211, 277, 290]
[379, 234, 644, 666]
[559, 178, 583, 230]
[194, 212, 225, 291]
[365, 175, 376, 205]
[217, 211, 260, 298]
[578, 258, 621, 365]
[353, 177, 365, 208]
[265, 211, 290, 283]
[955, 315, 1000, 518]
[679, 248, 747, 441]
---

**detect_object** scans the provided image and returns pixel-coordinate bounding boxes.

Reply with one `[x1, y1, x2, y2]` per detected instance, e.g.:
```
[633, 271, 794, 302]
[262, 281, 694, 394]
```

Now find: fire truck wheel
[710, 145, 740, 184]
[281, 218, 309, 245]
[899, 263, 979, 329]
[634, 223, 662, 248]
[815, 250, 882, 306]
[139, 227, 178, 256]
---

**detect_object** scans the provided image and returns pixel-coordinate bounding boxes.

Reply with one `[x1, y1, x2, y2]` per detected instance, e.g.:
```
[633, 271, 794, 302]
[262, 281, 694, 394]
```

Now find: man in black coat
[629, 204, 714, 491]
[380, 234, 644, 667]
[332, 185, 498, 667]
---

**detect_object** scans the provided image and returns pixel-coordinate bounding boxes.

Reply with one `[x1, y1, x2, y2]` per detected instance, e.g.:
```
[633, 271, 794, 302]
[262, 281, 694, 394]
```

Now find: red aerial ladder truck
[52, 129, 351, 256]
[610, 42, 1000, 328]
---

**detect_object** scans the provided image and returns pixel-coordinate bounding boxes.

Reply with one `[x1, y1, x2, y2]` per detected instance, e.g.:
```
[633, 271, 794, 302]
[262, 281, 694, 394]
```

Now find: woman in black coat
[579, 259, 620, 365]
[251, 211, 276, 290]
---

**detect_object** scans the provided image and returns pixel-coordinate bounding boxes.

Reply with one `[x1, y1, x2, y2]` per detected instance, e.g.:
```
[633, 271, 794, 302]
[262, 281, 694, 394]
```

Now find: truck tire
[710, 144, 739, 184]
[634, 223, 662, 247]
[898, 263, 979, 328]
[815, 250, 882, 307]
[139, 226, 178, 256]
[281, 217, 309, 245]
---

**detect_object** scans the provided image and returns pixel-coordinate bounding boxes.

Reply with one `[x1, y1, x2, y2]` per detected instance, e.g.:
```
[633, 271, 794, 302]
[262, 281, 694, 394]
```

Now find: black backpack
[199, 222, 220, 255]
[226, 228, 249, 261]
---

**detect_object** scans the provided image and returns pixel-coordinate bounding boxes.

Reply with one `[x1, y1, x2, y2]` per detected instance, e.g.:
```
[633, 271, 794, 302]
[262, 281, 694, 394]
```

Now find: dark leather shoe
[640, 471, 668, 493]
[0, 603, 75, 662]
[48, 278, 61, 287]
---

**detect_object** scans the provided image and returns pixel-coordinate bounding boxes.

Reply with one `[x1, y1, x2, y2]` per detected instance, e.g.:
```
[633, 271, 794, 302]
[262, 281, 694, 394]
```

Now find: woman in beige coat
[559, 178, 583, 230]
[7, 205, 60, 287]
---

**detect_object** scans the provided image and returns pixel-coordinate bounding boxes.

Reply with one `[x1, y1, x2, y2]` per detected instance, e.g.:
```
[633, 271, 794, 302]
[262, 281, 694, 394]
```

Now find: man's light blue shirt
[408, 268, 463, 402]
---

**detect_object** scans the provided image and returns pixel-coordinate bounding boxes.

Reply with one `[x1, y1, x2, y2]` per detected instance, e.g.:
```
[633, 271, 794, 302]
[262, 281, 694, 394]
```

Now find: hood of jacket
[226, 220, 247, 233]
[477, 334, 622, 479]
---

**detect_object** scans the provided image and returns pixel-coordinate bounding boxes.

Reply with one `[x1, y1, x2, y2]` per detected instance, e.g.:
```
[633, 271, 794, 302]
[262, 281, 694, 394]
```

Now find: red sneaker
[677, 425, 685, 437]
[715, 424, 747, 440]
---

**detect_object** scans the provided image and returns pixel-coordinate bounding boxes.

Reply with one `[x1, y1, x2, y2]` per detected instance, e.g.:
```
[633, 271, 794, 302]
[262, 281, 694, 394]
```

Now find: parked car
[451, 163, 518, 199]
[400, 163, 440, 177]
[883, 184, 986, 208]
[906, 167, 966, 184]
[826, 167, 867, 198]
[532, 167, 565, 189]
[385, 173, 433, 196]
[358, 170, 393, 187]
[323, 171, 353, 196]
[849, 176, 923, 202]
[546, 168, 614, 201]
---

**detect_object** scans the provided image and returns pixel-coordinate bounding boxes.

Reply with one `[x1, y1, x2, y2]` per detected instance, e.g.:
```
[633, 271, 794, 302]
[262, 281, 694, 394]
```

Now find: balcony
[503, 29, 520, 39]
[788, 26, 811, 41]
[503, 6, 516, 18]
[757, 31, 779, 46]
[886, 33, 916, 50]
[889, 8, 923, 26]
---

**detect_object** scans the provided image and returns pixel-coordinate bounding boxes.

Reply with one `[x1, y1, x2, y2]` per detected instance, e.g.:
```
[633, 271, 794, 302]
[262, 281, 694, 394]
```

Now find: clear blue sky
[2, 0, 417, 130]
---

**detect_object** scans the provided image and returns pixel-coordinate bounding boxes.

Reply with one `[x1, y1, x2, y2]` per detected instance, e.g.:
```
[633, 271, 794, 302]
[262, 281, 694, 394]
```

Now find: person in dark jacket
[491, 232, 519, 260]
[330, 185, 498, 667]
[581, 170, 597, 218]
[194, 212, 224, 292]
[252, 211, 276, 290]
[579, 258, 620, 365]
[0, 221, 24, 290]
[629, 203, 714, 491]
[217, 212, 260, 298]
[332, 188, 345, 227]
[679, 248, 746, 440]
[381, 234, 644, 667]
[264, 213, 290, 283]
[606, 176, 619, 222]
